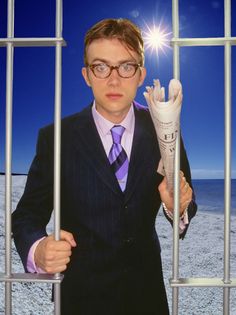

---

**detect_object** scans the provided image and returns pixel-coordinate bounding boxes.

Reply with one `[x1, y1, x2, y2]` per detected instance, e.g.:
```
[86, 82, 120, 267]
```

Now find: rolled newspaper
[143, 79, 183, 192]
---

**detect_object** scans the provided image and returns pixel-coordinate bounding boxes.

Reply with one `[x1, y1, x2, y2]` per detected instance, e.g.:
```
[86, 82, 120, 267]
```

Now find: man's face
[82, 38, 146, 123]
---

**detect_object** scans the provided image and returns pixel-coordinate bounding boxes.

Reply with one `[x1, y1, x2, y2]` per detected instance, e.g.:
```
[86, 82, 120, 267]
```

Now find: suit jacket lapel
[124, 105, 158, 203]
[72, 106, 123, 198]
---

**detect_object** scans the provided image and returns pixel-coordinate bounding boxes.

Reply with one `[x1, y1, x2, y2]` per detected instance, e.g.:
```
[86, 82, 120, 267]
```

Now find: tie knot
[110, 125, 125, 144]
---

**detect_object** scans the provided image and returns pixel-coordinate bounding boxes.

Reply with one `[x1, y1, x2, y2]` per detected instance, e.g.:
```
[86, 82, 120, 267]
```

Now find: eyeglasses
[87, 62, 141, 79]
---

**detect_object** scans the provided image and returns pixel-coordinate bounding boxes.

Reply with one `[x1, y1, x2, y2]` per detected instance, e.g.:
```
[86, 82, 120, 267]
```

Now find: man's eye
[121, 63, 134, 71]
[95, 64, 108, 72]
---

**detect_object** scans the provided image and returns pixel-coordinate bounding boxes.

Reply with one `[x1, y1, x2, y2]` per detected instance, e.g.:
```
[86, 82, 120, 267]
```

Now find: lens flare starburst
[142, 22, 172, 60]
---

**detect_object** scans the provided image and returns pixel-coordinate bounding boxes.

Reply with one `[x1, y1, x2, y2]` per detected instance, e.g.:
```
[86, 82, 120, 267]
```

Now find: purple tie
[108, 125, 129, 191]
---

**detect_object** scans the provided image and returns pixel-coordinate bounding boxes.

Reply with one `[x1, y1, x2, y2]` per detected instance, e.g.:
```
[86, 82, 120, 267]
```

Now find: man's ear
[138, 67, 146, 87]
[82, 67, 91, 87]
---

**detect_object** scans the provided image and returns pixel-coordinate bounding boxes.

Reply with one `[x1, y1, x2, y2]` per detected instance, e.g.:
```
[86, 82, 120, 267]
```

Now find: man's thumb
[60, 229, 77, 247]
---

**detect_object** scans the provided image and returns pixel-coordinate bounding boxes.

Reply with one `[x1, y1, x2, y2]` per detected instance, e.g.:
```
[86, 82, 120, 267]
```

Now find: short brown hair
[83, 18, 144, 66]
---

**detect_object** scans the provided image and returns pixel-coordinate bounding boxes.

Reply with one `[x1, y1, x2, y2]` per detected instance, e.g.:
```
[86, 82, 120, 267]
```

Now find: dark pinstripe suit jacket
[12, 102, 197, 315]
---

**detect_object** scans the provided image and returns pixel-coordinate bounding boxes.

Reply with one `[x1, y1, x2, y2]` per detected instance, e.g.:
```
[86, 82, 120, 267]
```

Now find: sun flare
[142, 22, 171, 58]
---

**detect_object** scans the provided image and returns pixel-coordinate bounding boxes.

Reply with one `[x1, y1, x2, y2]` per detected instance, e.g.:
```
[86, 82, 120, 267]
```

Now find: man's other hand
[34, 230, 77, 274]
[158, 171, 192, 216]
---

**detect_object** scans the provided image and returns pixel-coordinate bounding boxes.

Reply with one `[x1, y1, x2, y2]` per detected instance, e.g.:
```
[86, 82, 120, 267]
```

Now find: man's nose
[107, 68, 121, 84]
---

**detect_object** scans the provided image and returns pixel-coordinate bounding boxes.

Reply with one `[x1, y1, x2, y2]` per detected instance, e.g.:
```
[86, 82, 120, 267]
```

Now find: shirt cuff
[162, 202, 189, 234]
[27, 237, 47, 274]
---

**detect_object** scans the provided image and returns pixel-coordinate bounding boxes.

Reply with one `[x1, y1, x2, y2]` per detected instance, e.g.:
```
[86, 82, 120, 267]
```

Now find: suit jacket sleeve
[12, 127, 53, 271]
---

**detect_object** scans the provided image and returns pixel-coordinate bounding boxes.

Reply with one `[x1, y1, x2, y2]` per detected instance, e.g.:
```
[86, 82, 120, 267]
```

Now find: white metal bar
[0, 273, 63, 283]
[5, 1, 14, 314]
[170, 37, 236, 46]
[223, 0, 232, 314]
[56, 0, 63, 38]
[0, 37, 66, 47]
[53, 1, 63, 314]
[7, 0, 14, 37]
[170, 278, 236, 288]
[2, 37, 236, 49]
[53, 45, 62, 245]
[172, 1, 180, 314]
[5, 42, 13, 315]
[53, 41, 62, 315]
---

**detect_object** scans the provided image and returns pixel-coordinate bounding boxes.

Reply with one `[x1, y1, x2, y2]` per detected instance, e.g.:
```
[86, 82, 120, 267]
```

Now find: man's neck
[94, 103, 132, 124]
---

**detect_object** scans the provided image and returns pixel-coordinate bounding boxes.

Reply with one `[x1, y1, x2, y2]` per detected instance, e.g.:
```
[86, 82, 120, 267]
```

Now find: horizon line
[0, 172, 235, 180]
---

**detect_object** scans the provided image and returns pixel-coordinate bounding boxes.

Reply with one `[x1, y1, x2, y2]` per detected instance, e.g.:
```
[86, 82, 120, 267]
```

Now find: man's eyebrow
[90, 58, 138, 64]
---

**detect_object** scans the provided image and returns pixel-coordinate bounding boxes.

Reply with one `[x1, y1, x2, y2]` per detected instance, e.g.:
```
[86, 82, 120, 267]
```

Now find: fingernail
[71, 239, 77, 247]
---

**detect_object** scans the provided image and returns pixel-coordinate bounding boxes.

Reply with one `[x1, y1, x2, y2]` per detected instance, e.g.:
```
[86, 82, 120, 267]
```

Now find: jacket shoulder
[39, 105, 91, 136]
[133, 100, 154, 130]
[133, 100, 149, 112]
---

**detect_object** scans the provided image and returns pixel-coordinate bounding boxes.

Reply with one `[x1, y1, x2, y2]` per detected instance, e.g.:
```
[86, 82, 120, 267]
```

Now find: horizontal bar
[171, 37, 236, 47]
[0, 37, 66, 47]
[0, 273, 64, 283]
[170, 278, 236, 288]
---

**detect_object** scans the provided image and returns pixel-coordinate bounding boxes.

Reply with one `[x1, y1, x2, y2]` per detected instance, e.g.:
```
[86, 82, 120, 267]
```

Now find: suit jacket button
[123, 237, 134, 245]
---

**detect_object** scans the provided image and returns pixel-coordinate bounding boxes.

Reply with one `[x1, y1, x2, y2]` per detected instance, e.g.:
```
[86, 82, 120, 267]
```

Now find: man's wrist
[27, 237, 46, 274]
[162, 202, 188, 219]
[162, 202, 189, 234]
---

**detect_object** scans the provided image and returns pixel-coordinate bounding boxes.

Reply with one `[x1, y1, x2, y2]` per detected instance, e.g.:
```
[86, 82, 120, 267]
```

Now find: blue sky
[0, 0, 235, 178]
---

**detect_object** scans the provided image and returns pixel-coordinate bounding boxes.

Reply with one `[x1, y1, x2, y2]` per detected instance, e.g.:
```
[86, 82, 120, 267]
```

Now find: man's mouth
[105, 93, 123, 100]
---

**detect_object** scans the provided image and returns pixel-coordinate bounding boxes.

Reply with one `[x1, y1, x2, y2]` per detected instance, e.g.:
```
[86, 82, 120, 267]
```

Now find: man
[12, 18, 197, 315]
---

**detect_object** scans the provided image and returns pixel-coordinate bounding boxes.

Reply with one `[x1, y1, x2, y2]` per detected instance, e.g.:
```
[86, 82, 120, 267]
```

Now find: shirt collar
[92, 100, 135, 136]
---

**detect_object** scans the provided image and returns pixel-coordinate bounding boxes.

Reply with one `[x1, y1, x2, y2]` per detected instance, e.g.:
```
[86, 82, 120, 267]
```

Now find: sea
[0, 175, 236, 215]
[192, 179, 236, 215]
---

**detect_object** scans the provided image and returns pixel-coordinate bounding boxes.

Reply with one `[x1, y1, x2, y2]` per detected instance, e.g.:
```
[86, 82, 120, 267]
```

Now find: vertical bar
[56, 0, 63, 38]
[5, 1, 14, 314]
[5, 43, 13, 315]
[54, 0, 63, 314]
[172, 0, 180, 314]
[223, 0, 231, 314]
[54, 0, 63, 254]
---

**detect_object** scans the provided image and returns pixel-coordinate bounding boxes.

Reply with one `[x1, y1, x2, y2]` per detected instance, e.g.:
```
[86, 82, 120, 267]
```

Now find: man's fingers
[44, 247, 72, 260]
[60, 230, 77, 247]
[50, 240, 73, 251]
[180, 186, 192, 210]
[179, 173, 189, 193]
[179, 172, 192, 214]
[47, 230, 77, 247]
[44, 256, 71, 268]
[183, 182, 189, 193]
[158, 176, 168, 192]
[44, 263, 69, 274]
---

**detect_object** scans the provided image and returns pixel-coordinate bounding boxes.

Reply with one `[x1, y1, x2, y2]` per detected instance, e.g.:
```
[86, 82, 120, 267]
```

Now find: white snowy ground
[0, 175, 236, 315]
